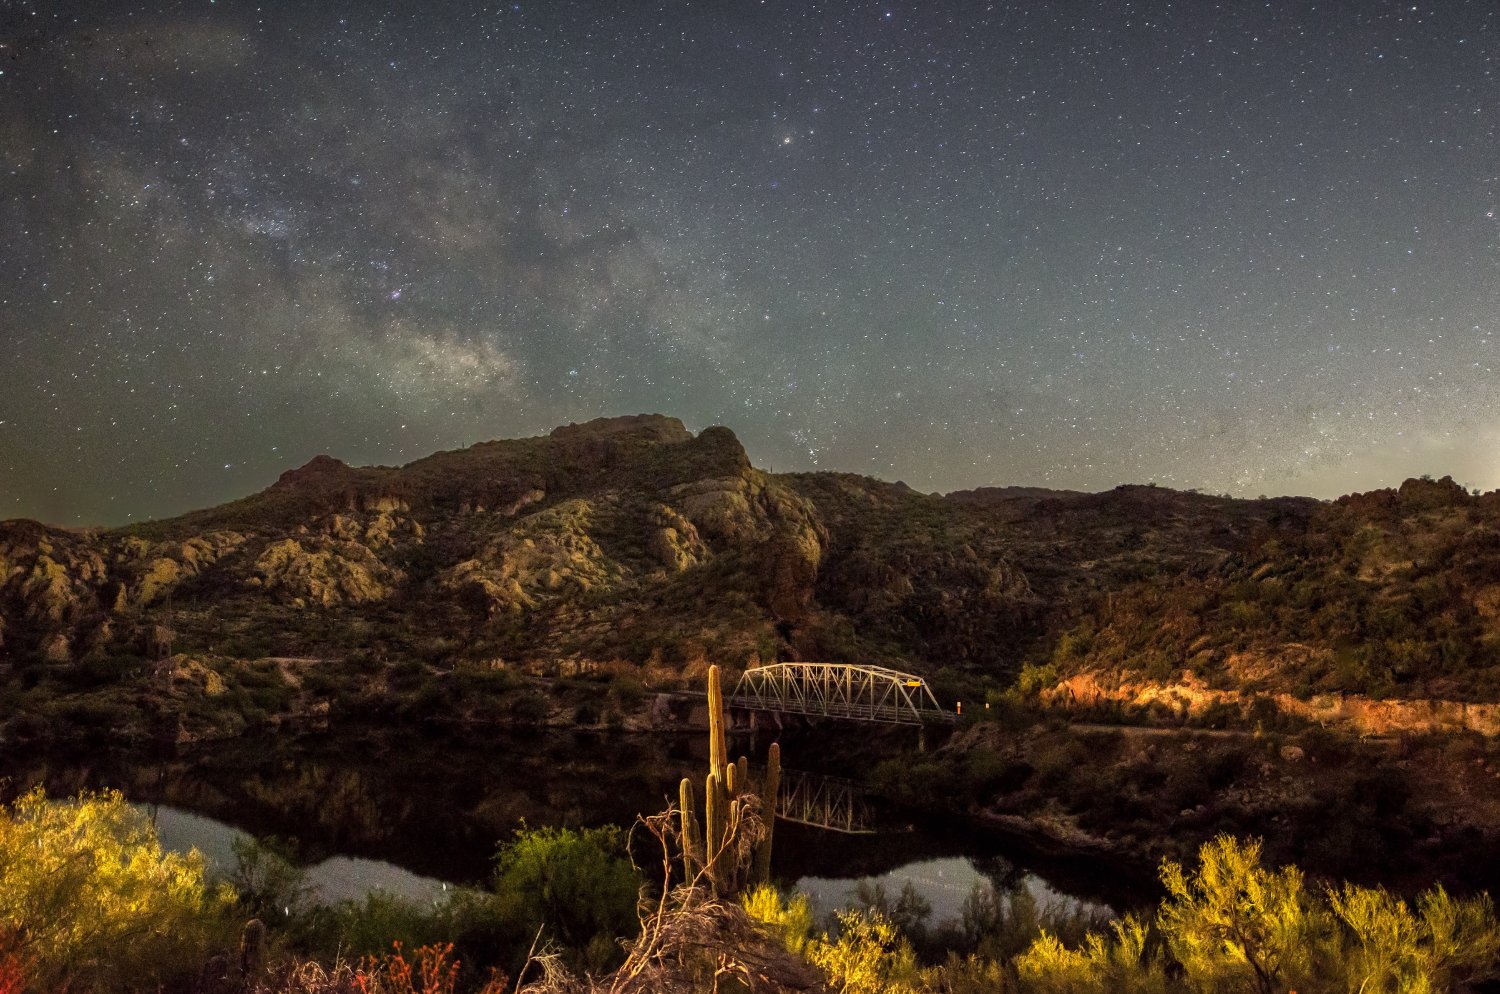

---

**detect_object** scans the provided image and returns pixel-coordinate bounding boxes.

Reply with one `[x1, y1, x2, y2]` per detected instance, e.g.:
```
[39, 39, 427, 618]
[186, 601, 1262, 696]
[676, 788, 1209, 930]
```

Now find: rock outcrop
[250, 537, 401, 607]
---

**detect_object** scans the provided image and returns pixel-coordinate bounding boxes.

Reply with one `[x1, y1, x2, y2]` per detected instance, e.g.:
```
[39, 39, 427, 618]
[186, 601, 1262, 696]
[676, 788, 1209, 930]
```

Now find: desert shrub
[962, 747, 1018, 798]
[387, 659, 428, 692]
[608, 673, 648, 710]
[507, 689, 550, 724]
[1014, 915, 1172, 994]
[758, 834, 1500, 994]
[1032, 737, 1090, 790]
[256, 941, 505, 994]
[491, 825, 640, 964]
[0, 930, 29, 994]
[1051, 628, 1092, 664]
[929, 666, 986, 712]
[1158, 835, 1333, 994]
[869, 756, 960, 808]
[231, 835, 314, 923]
[851, 882, 934, 953]
[285, 886, 525, 985]
[1195, 699, 1242, 729]
[316, 892, 462, 960]
[1329, 883, 1500, 993]
[1243, 694, 1284, 730]
[922, 951, 1010, 994]
[63, 652, 147, 690]
[953, 879, 1115, 968]
[1014, 662, 1058, 698]
[807, 909, 922, 994]
[360, 941, 462, 994]
[346, 649, 385, 674]
[0, 788, 237, 992]
[49, 693, 142, 742]
[742, 885, 815, 954]
[1139, 650, 1176, 683]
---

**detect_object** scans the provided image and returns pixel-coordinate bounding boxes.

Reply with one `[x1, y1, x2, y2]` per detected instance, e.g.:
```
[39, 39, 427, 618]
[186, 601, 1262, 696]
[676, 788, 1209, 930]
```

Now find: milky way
[2, 1, 1497, 524]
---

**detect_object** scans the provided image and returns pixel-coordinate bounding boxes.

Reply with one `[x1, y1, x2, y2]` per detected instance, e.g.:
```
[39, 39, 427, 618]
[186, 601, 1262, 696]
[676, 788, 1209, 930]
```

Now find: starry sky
[2, 1, 1498, 525]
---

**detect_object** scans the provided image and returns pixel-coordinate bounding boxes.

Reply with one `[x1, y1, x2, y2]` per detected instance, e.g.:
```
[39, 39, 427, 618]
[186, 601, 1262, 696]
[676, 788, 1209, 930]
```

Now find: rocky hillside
[1044, 475, 1500, 719]
[2, 414, 1498, 739]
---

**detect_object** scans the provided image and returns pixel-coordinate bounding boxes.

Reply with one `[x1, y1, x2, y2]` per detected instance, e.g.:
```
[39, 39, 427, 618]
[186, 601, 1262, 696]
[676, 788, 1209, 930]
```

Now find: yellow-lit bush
[1014, 915, 1172, 994]
[743, 889, 919, 994]
[1156, 834, 1333, 994]
[1329, 882, 1500, 993]
[0, 787, 236, 991]
[808, 910, 921, 994]
[1011, 836, 1500, 994]
[742, 884, 815, 955]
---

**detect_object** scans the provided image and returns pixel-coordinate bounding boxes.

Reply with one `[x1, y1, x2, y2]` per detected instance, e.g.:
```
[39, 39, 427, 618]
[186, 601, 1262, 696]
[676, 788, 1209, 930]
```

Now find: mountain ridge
[2, 414, 1497, 747]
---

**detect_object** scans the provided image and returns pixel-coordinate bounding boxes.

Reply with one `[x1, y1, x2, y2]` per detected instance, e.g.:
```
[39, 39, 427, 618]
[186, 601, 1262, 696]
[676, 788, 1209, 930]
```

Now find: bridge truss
[730, 662, 952, 725]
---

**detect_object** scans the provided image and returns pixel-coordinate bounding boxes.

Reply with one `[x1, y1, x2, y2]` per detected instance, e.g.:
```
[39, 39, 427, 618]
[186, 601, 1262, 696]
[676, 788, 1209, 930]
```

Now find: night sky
[2, 1, 1497, 525]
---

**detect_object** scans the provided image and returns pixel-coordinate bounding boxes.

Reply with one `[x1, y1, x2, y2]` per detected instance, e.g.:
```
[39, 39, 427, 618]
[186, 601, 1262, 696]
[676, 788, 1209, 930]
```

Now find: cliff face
[4, 417, 1499, 727]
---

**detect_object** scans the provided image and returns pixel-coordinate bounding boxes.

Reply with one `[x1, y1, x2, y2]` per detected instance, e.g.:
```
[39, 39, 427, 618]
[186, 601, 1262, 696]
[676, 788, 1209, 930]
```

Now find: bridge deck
[729, 694, 939, 724]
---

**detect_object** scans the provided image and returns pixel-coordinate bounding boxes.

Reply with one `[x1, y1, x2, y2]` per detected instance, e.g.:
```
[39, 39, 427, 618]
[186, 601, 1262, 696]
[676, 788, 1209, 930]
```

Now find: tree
[0, 788, 236, 991]
[1156, 835, 1332, 994]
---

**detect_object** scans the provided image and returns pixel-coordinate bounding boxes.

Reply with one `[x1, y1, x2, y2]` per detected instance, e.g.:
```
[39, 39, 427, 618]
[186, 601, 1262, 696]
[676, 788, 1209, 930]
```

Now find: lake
[2, 723, 1146, 932]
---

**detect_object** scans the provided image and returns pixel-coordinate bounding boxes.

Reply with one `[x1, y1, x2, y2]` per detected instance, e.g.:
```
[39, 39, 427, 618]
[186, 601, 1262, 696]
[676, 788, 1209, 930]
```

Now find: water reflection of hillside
[2, 726, 700, 885]
[0, 726, 1154, 912]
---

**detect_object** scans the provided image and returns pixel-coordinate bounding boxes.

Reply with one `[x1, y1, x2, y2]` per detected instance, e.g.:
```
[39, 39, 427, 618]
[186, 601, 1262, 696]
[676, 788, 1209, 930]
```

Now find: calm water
[141, 804, 450, 906]
[4, 724, 1144, 923]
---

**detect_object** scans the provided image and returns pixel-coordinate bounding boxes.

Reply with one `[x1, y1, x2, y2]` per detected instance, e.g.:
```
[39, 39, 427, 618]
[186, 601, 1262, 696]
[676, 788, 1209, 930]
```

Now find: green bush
[508, 689, 551, 725]
[230, 835, 313, 922]
[491, 824, 641, 967]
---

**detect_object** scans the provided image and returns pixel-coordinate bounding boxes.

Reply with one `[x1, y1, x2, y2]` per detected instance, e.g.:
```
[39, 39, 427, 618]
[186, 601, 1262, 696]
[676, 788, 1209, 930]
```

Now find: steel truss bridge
[776, 769, 879, 834]
[730, 662, 954, 726]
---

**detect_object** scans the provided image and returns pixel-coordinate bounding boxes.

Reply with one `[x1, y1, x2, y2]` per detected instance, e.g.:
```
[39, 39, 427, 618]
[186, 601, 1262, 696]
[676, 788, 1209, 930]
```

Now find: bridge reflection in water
[776, 769, 895, 835]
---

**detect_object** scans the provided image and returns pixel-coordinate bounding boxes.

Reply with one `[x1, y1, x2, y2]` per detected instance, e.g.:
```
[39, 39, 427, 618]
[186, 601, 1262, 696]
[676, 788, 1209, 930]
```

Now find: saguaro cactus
[704, 770, 727, 890]
[687, 663, 783, 895]
[679, 777, 702, 881]
[238, 918, 267, 980]
[708, 663, 728, 785]
[753, 741, 781, 884]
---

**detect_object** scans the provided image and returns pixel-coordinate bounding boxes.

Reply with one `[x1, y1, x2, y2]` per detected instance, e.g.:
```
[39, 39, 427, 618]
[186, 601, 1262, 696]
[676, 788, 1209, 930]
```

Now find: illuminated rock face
[251, 538, 402, 608]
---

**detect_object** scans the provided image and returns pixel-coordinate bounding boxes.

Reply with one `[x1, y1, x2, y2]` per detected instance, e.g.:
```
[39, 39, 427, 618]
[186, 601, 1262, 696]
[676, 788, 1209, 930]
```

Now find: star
[0, 0, 1496, 524]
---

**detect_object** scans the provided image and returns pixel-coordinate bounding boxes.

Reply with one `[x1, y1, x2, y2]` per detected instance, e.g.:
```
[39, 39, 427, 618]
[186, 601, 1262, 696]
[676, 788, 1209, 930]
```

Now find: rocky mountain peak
[273, 454, 353, 491]
[548, 414, 692, 445]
